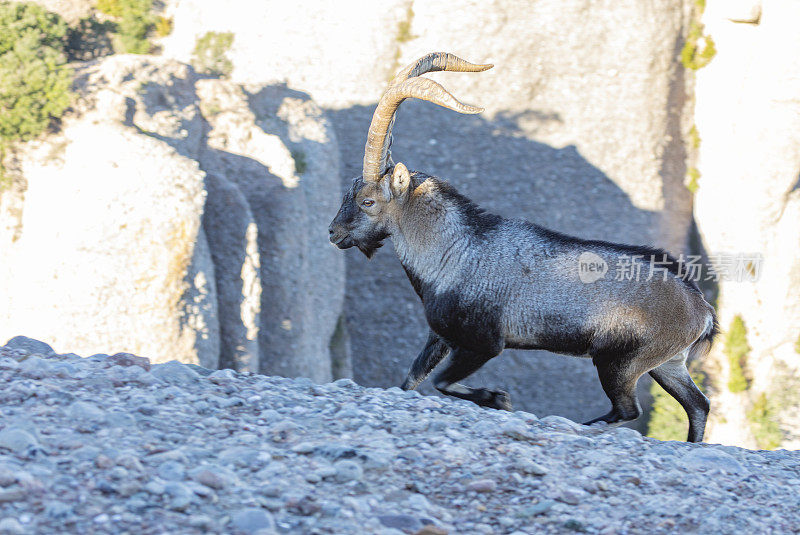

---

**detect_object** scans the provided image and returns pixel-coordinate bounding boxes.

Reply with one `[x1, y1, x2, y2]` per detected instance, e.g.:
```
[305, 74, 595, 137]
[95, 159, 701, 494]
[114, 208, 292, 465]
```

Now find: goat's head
[328, 52, 492, 258]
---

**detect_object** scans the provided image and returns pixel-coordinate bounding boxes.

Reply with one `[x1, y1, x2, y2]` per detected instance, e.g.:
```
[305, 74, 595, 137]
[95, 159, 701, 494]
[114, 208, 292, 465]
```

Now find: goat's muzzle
[328, 225, 355, 249]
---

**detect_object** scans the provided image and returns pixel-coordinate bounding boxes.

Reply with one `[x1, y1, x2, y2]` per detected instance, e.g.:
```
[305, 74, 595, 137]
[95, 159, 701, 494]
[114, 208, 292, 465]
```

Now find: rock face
[0, 59, 218, 367]
[196, 79, 345, 381]
[694, 0, 800, 448]
[0, 56, 345, 379]
[0, 342, 798, 534]
[159, 0, 409, 107]
[201, 172, 261, 372]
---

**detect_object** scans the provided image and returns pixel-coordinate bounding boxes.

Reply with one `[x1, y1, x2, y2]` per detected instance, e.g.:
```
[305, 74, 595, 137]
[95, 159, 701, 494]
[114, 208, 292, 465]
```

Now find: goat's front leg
[400, 330, 450, 390]
[432, 347, 511, 410]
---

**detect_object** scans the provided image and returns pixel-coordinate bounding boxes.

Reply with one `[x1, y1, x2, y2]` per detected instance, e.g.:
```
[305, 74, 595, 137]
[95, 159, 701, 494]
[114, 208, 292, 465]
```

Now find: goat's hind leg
[432, 347, 511, 411]
[649, 351, 710, 442]
[401, 330, 450, 390]
[583, 357, 643, 427]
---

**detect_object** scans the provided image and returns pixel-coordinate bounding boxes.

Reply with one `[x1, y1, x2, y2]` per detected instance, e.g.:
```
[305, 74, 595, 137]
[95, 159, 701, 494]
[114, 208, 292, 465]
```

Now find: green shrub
[192, 31, 234, 77]
[97, 0, 154, 54]
[96, 0, 123, 17]
[647, 369, 705, 441]
[795, 333, 800, 354]
[747, 393, 782, 450]
[681, 19, 716, 70]
[396, 5, 415, 44]
[66, 16, 114, 61]
[724, 315, 750, 393]
[0, 2, 72, 143]
[686, 167, 700, 194]
[688, 124, 701, 150]
[291, 149, 307, 175]
[681, 0, 716, 70]
[155, 15, 172, 37]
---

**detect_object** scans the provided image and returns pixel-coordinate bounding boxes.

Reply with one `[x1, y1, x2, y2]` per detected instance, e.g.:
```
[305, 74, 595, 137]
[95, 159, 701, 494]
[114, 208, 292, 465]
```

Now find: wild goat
[328, 52, 716, 442]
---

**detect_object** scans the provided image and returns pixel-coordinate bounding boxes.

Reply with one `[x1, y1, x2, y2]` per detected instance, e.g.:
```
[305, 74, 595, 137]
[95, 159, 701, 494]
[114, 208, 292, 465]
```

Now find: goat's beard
[355, 228, 389, 259]
[357, 240, 384, 259]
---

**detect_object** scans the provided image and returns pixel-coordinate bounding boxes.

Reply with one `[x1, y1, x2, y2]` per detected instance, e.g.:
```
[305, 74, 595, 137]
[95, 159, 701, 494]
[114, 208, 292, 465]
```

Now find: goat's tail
[688, 306, 719, 361]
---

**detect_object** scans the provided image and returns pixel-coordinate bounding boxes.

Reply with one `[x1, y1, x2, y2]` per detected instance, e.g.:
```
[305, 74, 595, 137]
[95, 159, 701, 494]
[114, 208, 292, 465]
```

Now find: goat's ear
[390, 162, 411, 197]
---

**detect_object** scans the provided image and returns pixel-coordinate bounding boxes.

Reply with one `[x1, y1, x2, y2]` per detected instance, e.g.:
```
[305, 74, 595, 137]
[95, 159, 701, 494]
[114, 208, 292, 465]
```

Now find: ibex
[328, 52, 716, 442]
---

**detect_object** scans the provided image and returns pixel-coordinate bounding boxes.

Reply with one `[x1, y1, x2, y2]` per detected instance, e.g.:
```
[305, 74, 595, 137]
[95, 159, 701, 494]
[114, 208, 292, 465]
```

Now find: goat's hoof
[492, 390, 513, 411]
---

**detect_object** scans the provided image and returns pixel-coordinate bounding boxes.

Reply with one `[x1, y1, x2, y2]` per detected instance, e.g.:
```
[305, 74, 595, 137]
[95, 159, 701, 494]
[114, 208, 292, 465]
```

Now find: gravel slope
[0, 338, 798, 535]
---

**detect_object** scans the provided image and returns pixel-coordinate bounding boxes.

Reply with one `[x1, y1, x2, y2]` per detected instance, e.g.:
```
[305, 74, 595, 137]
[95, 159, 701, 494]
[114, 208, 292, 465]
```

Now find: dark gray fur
[330, 169, 716, 442]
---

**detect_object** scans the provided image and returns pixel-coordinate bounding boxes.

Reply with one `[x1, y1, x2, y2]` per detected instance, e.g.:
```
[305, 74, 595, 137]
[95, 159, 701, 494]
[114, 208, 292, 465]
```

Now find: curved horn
[362, 52, 492, 183]
[395, 51, 493, 85]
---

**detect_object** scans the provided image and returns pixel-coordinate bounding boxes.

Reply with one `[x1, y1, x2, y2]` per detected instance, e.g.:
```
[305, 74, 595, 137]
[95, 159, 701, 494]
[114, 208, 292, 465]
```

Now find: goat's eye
[361, 199, 375, 208]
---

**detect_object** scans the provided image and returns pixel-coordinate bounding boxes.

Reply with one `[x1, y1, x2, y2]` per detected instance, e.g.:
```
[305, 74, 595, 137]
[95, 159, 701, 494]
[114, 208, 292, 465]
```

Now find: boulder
[2, 336, 55, 356]
[197, 80, 345, 382]
[0, 60, 217, 367]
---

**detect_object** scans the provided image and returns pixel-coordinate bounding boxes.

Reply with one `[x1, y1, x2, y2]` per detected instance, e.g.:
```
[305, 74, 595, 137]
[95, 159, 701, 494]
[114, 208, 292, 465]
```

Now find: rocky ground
[0, 336, 798, 535]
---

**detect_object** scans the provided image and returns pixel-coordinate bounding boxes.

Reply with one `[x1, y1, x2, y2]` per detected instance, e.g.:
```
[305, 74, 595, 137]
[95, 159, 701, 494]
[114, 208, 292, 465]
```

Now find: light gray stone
[0, 429, 38, 454]
[18, 356, 52, 379]
[231, 507, 275, 534]
[682, 449, 749, 476]
[0, 517, 24, 535]
[67, 401, 106, 423]
[106, 353, 151, 371]
[3, 336, 54, 356]
[157, 461, 186, 481]
[466, 479, 497, 493]
[150, 361, 201, 385]
[189, 467, 230, 490]
[333, 460, 363, 482]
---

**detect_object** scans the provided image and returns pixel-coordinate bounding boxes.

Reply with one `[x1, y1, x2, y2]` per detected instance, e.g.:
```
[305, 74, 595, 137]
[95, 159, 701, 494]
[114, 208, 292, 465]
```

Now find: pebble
[683, 449, 749, 476]
[19, 356, 52, 379]
[377, 514, 423, 532]
[44, 501, 73, 519]
[150, 361, 199, 385]
[518, 499, 557, 518]
[540, 415, 583, 433]
[0, 517, 24, 535]
[466, 479, 497, 493]
[0, 469, 15, 487]
[333, 460, 363, 482]
[190, 468, 229, 490]
[558, 487, 589, 505]
[157, 461, 186, 481]
[501, 421, 539, 441]
[164, 482, 193, 511]
[0, 428, 38, 454]
[67, 401, 106, 423]
[231, 508, 275, 533]
[208, 368, 237, 384]
[0, 489, 26, 503]
[514, 458, 548, 476]
[107, 352, 151, 371]
[3, 336, 54, 356]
